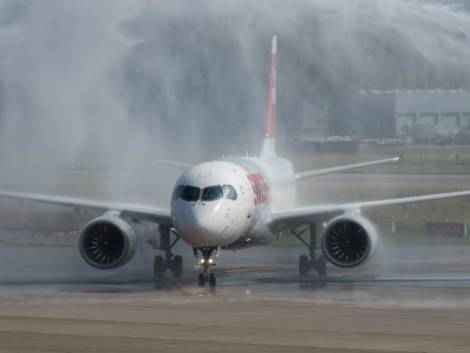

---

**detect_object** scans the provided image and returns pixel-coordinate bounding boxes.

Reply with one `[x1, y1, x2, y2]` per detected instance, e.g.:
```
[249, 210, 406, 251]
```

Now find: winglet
[261, 36, 278, 159]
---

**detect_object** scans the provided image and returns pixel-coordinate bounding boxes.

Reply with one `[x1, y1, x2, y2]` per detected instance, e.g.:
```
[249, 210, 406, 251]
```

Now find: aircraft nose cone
[172, 202, 227, 247]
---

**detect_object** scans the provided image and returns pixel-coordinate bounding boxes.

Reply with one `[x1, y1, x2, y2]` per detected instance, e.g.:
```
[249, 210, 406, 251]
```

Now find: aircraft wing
[0, 190, 172, 225]
[295, 157, 400, 181]
[269, 189, 470, 233]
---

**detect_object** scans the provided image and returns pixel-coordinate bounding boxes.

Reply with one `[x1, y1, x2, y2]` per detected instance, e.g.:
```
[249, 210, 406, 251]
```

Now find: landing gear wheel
[171, 255, 183, 278]
[299, 254, 310, 277]
[292, 223, 328, 278]
[154, 255, 165, 280]
[315, 255, 327, 277]
[195, 247, 217, 287]
[198, 273, 206, 287]
[208, 273, 216, 288]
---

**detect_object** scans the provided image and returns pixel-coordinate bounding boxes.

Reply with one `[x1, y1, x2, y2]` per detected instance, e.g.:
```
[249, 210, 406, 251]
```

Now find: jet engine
[321, 215, 377, 268]
[78, 212, 137, 269]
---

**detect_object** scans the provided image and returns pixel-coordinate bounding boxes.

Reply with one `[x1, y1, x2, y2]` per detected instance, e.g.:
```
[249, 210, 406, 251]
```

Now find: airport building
[325, 89, 470, 141]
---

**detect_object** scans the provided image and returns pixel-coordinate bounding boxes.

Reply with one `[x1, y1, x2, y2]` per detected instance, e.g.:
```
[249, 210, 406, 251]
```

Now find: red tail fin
[261, 36, 277, 158]
[265, 35, 277, 138]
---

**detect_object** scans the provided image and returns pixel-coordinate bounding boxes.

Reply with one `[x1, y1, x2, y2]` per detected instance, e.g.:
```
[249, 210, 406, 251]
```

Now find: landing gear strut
[152, 225, 183, 281]
[194, 247, 217, 287]
[292, 223, 327, 277]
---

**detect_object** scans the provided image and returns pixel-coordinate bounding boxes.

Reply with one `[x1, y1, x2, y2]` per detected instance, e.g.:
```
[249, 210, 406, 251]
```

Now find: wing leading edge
[295, 157, 400, 181]
[0, 190, 172, 225]
[270, 189, 470, 233]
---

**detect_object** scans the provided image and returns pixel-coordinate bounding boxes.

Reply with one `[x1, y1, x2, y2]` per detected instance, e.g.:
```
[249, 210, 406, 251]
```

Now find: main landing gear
[292, 222, 327, 277]
[153, 225, 183, 281]
[194, 247, 217, 288]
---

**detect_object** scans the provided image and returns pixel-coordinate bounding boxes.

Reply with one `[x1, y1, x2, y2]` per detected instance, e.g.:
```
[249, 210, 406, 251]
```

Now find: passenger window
[180, 186, 201, 202]
[223, 185, 238, 200]
[202, 185, 223, 202]
[171, 185, 184, 201]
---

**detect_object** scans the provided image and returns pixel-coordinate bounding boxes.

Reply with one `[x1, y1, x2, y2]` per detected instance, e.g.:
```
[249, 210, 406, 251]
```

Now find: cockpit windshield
[172, 185, 184, 201]
[223, 185, 238, 200]
[180, 185, 200, 202]
[202, 185, 223, 202]
[173, 184, 238, 202]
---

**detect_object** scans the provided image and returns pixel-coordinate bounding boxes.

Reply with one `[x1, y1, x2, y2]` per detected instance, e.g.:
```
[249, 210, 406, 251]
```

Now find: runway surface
[1, 239, 470, 352]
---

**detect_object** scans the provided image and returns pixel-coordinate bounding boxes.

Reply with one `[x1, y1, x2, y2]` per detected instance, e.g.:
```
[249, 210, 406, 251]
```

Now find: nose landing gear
[194, 247, 217, 287]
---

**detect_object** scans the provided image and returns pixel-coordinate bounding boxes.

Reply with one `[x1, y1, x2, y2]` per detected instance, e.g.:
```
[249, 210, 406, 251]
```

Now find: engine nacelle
[78, 212, 137, 269]
[321, 215, 377, 268]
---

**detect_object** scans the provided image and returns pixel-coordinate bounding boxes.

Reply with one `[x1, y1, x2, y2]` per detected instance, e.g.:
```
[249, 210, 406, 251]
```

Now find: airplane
[1, 36, 470, 287]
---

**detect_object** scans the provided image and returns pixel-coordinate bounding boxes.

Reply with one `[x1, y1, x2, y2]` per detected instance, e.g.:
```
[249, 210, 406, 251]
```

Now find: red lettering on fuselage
[247, 172, 269, 205]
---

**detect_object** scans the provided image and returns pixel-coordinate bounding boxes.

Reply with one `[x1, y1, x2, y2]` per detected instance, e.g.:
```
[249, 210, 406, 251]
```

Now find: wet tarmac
[2, 241, 470, 304]
[2, 239, 470, 352]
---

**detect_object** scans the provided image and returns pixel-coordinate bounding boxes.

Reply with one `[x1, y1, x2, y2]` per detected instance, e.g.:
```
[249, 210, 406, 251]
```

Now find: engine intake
[321, 215, 377, 268]
[78, 213, 136, 269]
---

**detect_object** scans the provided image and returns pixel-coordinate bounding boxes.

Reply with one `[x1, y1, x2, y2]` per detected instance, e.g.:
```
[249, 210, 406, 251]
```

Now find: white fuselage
[170, 156, 295, 249]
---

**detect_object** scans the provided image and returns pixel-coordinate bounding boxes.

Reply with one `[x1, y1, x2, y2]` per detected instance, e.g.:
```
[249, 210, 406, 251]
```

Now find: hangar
[327, 89, 470, 140]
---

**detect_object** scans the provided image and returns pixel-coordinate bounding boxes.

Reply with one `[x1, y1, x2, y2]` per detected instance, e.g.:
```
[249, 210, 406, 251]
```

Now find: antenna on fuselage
[260, 35, 278, 159]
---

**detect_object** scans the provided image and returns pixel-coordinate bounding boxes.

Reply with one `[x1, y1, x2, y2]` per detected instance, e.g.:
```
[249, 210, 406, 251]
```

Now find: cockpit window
[172, 185, 184, 201]
[202, 185, 223, 202]
[223, 185, 238, 200]
[180, 185, 200, 202]
[175, 184, 237, 202]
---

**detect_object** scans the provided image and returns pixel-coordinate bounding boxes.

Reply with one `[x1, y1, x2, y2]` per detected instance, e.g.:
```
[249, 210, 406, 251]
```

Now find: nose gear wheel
[195, 247, 217, 288]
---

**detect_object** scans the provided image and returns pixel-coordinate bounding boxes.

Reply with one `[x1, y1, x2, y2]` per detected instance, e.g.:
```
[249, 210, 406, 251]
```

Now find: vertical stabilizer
[261, 35, 277, 159]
